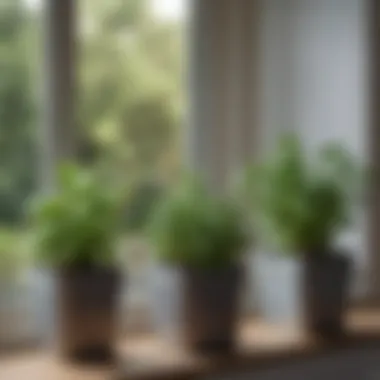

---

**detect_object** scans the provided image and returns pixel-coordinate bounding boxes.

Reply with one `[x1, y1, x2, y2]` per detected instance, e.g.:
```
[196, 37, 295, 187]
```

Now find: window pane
[78, 0, 187, 330]
[0, 0, 43, 348]
[0, 0, 41, 226]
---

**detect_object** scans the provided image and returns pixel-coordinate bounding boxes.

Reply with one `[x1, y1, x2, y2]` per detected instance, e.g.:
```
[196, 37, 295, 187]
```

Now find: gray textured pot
[303, 253, 351, 338]
[253, 252, 351, 338]
[56, 268, 122, 364]
[182, 264, 243, 353]
[149, 263, 243, 353]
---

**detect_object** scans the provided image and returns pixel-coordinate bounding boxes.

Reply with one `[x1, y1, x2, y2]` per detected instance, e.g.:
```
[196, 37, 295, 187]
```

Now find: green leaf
[30, 163, 122, 268]
[148, 176, 248, 268]
[245, 133, 363, 255]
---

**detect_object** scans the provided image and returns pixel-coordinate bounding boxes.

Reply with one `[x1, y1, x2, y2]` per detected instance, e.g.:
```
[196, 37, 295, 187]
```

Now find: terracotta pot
[56, 268, 122, 364]
[182, 264, 243, 353]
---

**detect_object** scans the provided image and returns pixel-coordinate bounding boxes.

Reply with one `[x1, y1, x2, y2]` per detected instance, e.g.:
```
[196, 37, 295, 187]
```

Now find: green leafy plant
[245, 133, 361, 255]
[30, 164, 122, 268]
[148, 177, 248, 268]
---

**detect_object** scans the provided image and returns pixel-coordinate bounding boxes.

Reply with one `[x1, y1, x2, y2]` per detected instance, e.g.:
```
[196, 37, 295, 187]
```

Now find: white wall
[259, 0, 369, 298]
[292, 0, 368, 156]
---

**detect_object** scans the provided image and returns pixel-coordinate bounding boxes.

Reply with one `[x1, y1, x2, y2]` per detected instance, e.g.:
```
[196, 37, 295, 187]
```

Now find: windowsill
[1, 308, 380, 380]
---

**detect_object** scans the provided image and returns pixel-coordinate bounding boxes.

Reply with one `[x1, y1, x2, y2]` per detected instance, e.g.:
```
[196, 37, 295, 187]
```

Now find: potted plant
[148, 178, 248, 353]
[245, 133, 361, 339]
[31, 164, 123, 363]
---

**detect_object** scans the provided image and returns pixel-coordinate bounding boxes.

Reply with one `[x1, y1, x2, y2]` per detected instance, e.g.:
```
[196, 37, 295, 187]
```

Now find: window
[77, 0, 188, 331]
[0, 0, 188, 346]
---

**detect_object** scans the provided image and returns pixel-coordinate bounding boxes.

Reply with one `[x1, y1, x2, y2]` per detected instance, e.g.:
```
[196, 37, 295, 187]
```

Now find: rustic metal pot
[181, 264, 243, 353]
[56, 267, 122, 364]
[303, 253, 351, 339]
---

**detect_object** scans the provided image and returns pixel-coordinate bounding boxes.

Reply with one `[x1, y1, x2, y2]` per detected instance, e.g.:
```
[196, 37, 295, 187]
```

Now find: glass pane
[0, 0, 43, 347]
[77, 0, 188, 331]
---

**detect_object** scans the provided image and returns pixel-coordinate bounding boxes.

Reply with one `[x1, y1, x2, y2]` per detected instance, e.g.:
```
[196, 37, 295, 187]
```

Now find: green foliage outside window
[0, 0, 183, 225]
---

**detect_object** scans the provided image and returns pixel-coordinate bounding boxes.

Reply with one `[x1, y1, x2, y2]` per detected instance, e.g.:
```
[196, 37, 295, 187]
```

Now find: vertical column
[367, 0, 380, 304]
[228, 0, 261, 175]
[259, 0, 299, 152]
[187, 0, 259, 190]
[41, 0, 77, 192]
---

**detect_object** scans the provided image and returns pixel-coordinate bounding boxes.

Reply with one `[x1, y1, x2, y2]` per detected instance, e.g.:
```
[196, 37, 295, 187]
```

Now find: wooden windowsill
[1, 308, 380, 380]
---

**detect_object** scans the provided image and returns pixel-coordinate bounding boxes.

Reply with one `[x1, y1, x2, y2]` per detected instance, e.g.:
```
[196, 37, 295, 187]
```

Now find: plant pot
[181, 264, 243, 353]
[56, 267, 122, 364]
[253, 252, 351, 339]
[149, 264, 243, 353]
[303, 253, 351, 339]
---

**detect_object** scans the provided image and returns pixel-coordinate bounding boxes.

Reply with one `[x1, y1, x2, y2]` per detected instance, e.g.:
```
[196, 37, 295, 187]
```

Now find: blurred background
[0, 0, 373, 356]
[0, 0, 188, 346]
